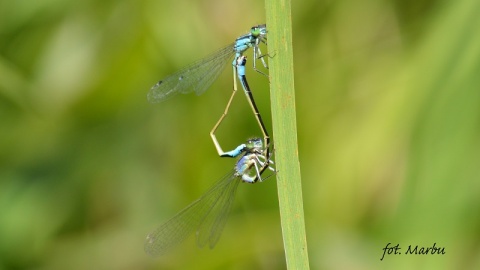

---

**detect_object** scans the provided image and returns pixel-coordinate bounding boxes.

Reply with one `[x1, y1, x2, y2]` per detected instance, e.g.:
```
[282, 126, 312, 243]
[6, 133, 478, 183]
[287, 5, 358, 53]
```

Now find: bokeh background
[1, 0, 479, 269]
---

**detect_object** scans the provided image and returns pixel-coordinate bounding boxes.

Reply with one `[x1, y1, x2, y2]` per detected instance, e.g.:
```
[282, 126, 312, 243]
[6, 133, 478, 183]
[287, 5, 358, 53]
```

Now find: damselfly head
[251, 24, 267, 37]
[245, 138, 263, 152]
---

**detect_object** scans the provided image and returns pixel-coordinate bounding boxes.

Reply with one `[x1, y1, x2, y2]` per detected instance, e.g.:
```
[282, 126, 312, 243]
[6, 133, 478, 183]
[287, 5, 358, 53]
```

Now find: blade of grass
[265, 1, 310, 269]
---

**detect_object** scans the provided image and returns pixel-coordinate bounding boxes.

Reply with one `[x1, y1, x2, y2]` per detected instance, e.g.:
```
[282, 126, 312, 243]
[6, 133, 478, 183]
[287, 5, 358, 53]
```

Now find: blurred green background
[1, 0, 479, 269]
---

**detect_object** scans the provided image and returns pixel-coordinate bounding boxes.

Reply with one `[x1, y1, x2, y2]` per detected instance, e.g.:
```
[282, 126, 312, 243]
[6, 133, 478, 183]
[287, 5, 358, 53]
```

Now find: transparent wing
[147, 43, 236, 103]
[144, 170, 240, 257]
[196, 171, 241, 248]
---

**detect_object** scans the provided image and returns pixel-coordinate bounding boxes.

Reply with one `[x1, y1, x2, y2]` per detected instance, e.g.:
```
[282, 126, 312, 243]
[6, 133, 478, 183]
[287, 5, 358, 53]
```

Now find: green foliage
[265, 0, 310, 269]
[1, 0, 479, 269]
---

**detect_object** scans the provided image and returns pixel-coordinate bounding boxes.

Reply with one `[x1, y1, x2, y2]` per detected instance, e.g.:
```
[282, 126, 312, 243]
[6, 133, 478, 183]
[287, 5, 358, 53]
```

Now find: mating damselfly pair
[145, 24, 275, 256]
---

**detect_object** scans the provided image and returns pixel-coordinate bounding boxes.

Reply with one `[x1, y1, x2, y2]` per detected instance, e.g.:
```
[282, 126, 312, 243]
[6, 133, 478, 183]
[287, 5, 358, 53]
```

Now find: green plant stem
[265, 1, 310, 269]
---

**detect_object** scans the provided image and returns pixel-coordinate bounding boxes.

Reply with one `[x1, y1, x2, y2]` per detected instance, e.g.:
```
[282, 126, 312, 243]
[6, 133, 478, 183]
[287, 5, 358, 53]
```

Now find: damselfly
[144, 138, 274, 257]
[148, 25, 270, 157]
